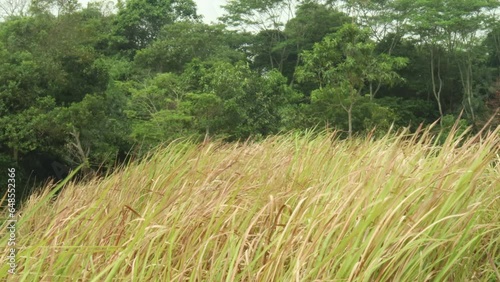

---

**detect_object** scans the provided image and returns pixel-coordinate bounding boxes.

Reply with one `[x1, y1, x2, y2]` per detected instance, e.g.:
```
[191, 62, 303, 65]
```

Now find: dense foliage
[0, 0, 499, 197]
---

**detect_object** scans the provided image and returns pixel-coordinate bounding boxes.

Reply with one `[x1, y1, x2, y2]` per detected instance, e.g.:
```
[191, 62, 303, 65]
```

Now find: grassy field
[1, 126, 499, 281]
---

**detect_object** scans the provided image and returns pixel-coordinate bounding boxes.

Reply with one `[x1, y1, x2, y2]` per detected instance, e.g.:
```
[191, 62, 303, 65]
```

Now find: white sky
[194, 0, 227, 24]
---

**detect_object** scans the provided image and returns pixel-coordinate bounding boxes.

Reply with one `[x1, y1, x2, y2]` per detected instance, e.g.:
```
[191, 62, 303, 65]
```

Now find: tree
[220, 0, 299, 76]
[220, 0, 297, 32]
[0, 0, 29, 18]
[53, 88, 132, 172]
[134, 22, 246, 73]
[112, 0, 198, 53]
[124, 72, 194, 149]
[0, 11, 128, 188]
[188, 60, 301, 139]
[403, 0, 500, 122]
[29, 0, 81, 16]
[282, 1, 351, 85]
[180, 93, 224, 139]
[329, 0, 411, 45]
[297, 23, 407, 138]
[484, 23, 500, 75]
[0, 96, 65, 163]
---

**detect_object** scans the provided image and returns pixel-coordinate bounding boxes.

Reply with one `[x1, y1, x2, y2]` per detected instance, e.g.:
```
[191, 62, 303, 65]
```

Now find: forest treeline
[0, 0, 499, 197]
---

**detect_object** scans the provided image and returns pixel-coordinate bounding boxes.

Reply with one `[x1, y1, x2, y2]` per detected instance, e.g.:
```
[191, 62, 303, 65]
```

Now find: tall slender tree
[297, 23, 406, 137]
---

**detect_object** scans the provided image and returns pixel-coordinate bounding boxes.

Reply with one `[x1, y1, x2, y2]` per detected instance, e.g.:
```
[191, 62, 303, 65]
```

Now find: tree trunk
[203, 127, 210, 145]
[13, 148, 18, 164]
[347, 105, 353, 139]
[369, 81, 382, 100]
[289, 43, 301, 87]
[458, 53, 476, 121]
[430, 47, 444, 123]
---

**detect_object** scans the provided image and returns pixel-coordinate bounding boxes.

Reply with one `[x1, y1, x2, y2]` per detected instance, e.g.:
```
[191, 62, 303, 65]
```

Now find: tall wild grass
[1, 125, 499, 281]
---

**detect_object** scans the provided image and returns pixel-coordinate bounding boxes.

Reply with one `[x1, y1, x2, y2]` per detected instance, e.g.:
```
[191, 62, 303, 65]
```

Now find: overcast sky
[194, 0, 227, 24]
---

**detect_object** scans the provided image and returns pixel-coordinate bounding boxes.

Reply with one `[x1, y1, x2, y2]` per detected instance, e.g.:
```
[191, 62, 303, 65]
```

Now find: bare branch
[0, 0, 29, 18]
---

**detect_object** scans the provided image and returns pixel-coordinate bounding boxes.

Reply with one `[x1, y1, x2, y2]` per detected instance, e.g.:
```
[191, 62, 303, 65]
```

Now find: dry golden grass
[1, 126, 499, 281]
